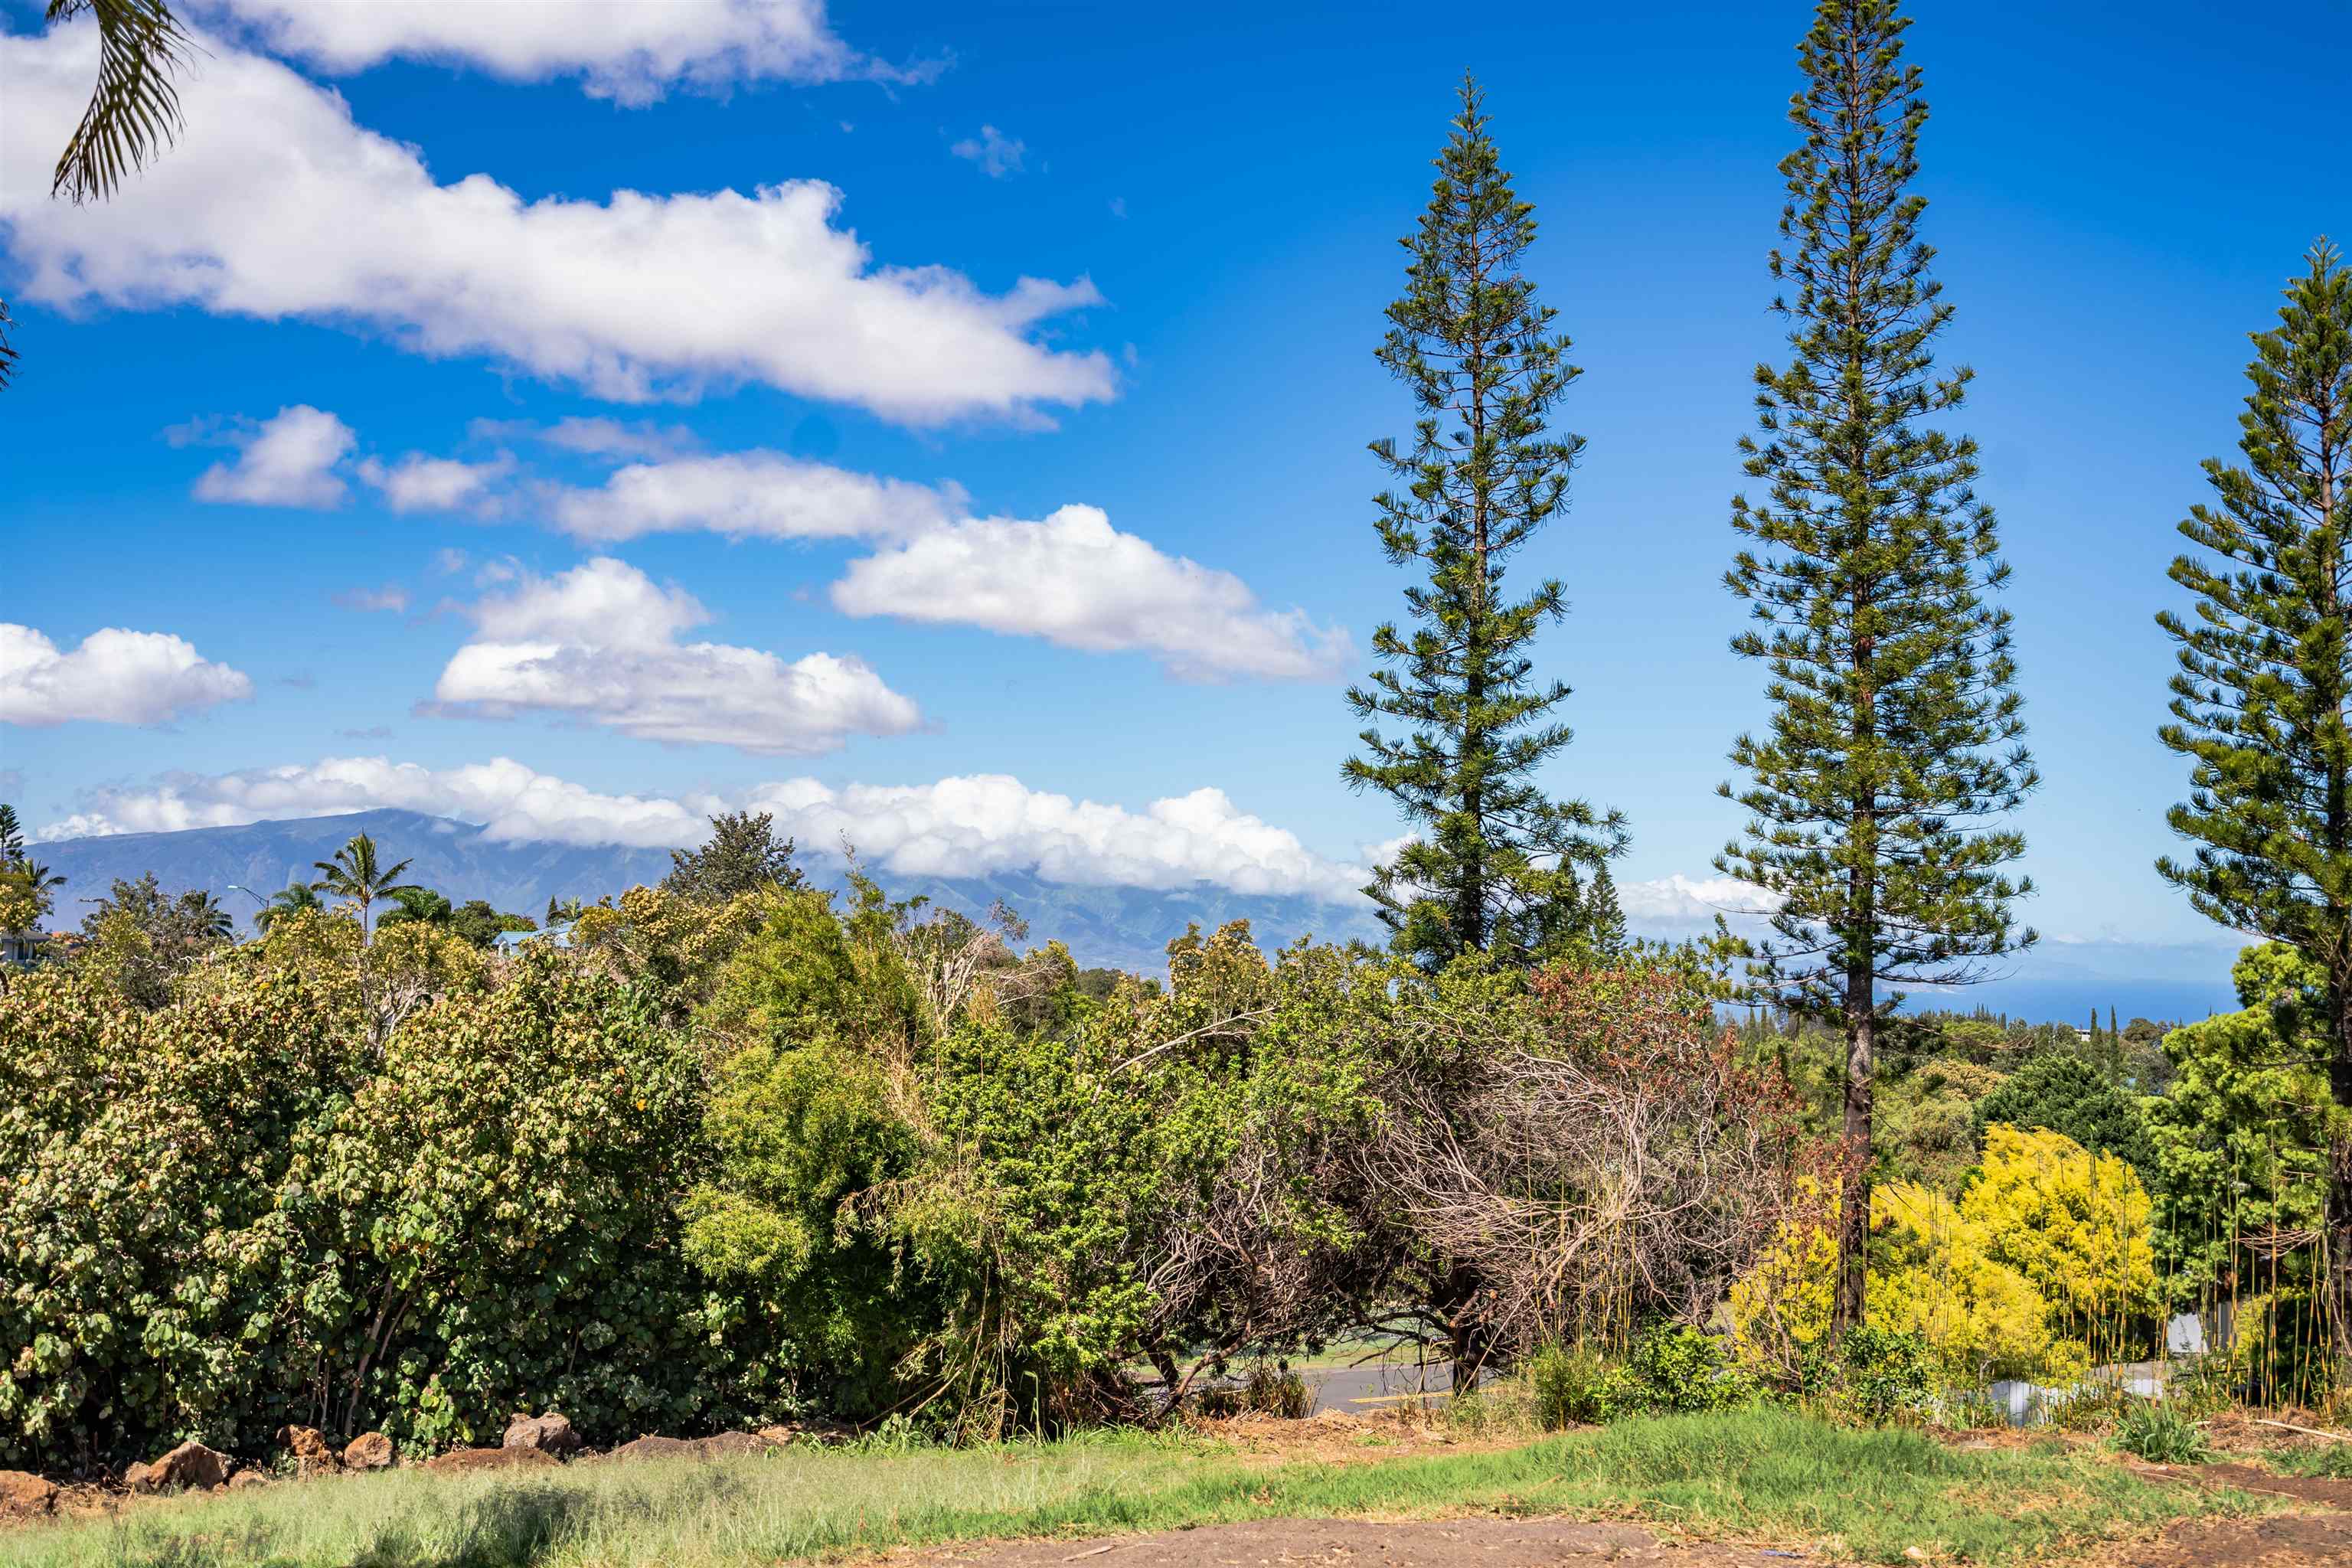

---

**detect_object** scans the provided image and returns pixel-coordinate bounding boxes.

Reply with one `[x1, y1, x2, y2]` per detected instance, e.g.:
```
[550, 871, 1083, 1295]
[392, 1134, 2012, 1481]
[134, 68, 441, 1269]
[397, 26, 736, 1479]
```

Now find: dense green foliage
[2154, 241, 2352, 1349]
[1969, 1054, 2158, 1187]
[0, 920, 755, 1469]
[1, 840, 1821, 1469]
[1717, 0, 2035, 1331]
[1344, 77, 1623, 970]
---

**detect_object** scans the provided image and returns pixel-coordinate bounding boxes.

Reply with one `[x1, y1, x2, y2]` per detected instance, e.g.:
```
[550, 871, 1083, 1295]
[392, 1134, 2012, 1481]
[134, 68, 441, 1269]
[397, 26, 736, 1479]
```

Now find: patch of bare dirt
[902, 1510, 2352, 1568]
[2087, 1511, 2352, 1565]
[898, 1517, 1799, 1567]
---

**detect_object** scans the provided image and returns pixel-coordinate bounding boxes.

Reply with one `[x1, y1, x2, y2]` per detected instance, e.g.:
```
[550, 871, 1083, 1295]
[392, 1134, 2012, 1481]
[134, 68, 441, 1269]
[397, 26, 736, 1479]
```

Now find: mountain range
[28, 810, 2248, 1017]
[28, 808, 1387, 977]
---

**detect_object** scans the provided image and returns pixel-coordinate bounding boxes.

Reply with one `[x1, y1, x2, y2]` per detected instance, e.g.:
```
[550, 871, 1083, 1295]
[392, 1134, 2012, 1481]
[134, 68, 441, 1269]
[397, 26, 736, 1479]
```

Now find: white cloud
[358, 452, 513, 514]
[0, 623, 253, 726]
[432, 548, 470, 575]
[431, 557, 920, 754]
[332, 584, 409, 613]
[950, 125, 1026, 178]
[188, 0, 922, 103]
[2, 24, 1112, 424]
[1614, 873, 1780, 932]
[190, 404, 355, 507]
[482, 416, 691, 460]
[546, 452, 956, 544]
[833, 504, 1352, 681]
[41, 755, 1371, 903]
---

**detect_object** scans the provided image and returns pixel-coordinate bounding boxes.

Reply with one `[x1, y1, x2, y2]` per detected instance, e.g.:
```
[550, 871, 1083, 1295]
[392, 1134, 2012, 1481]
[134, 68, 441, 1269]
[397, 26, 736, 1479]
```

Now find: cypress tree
[1347, 75, 1625, 969]
[2156, 240, 2352, 1361]
[1717, 0, 2037, 1334]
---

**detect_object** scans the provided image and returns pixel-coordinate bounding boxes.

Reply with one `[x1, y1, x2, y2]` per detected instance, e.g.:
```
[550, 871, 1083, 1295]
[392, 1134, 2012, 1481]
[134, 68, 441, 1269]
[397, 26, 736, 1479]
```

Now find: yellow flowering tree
[1731, 1125, 2158, 1385]
[1965, 1125, 2159, 1331]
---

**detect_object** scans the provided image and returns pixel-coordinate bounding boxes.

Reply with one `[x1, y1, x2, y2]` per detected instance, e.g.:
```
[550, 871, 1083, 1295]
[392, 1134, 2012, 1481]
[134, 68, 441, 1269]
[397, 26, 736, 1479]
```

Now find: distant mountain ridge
[28, 810, 2246, 1015]
[30, 809, 1387, 976]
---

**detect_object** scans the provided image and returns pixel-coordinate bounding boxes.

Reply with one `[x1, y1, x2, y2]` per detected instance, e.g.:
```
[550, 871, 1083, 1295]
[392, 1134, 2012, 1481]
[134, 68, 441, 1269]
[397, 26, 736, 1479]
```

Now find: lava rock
[126, 1441, 231, 1494]
[343, 1432, 396, 1472]
[501, 1411, 581, 1455]
[278, 1425, 341, 1478]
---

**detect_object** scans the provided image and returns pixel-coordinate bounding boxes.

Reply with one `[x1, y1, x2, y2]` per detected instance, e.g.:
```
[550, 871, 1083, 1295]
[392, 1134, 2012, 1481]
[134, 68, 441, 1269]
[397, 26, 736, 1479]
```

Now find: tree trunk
[1834, 965, 1874, 1336]
[2328, 998, 2352, 1384]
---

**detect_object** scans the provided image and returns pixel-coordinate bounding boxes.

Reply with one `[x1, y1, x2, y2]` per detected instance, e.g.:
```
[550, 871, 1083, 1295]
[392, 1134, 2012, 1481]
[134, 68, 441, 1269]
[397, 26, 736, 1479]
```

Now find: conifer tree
[1347, 76, 1624, 969]
[2157, 240, 2352, 1360]
[1585, 864, 1628, 959]
[1717, 0, 2036, 1334]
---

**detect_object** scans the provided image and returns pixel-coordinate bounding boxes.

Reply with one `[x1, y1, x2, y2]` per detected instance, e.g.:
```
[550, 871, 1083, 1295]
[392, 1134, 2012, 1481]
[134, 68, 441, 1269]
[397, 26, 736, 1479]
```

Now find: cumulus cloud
[186, 0, 926, 103]
[545, 452, 956, 544]
[1, 25, 1112, 423]
[430, 557, 920, 754]
[0, 623, 253, 726]
[1612, 873, 1781, 937]
[40, 756, 1371, 903]
[190, 404, 355, 507]
[833, 504, 1351, 681]
[358, 452, 513, 514]
[950, 125, 1026, 178]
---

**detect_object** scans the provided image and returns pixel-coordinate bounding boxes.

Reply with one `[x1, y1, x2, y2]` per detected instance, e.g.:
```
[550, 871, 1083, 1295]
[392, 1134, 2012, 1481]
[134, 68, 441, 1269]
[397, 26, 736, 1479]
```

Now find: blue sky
[5, 0, 2346, 1013]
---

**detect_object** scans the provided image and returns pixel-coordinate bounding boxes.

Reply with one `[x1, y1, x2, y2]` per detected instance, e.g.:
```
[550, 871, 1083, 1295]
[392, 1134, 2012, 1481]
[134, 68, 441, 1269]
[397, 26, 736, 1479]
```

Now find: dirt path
[900, 1507, 2352, 1567]
[904, 1517, 1798, 1566]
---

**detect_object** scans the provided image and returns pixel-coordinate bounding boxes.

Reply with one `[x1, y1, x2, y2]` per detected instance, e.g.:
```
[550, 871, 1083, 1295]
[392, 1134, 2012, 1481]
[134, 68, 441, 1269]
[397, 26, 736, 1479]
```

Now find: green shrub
[0, 944, 759, 1468]
[0, 962, 366, 1469]
[1835, 1325, 1937, 1424]
[1601, 1326, 1756, 1417]
[1526, 1344, 1608, 1429]
[2112, 1399, 2210, 1464]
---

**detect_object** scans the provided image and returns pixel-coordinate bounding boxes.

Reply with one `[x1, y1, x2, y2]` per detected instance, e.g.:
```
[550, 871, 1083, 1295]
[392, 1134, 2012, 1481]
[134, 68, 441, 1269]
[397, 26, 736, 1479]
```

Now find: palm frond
[0, 298, 18, 390]
[48, 0, 193, 204]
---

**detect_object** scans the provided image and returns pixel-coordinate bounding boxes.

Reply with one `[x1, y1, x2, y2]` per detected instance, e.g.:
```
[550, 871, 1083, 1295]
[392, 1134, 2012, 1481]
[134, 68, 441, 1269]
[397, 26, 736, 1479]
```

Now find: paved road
[1299, 1358, 1460, 1414]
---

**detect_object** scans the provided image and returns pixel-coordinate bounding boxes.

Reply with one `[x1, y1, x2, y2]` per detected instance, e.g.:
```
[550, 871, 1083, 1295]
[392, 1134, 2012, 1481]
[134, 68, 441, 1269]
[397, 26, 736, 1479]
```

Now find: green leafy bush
[1833, 1325, 1937, 1423]
[1526, 1344, 1609, 1428]
[2112, 1399, 2210, 1464]
[0, 962, 359, 1468]
[1602, 1326, 1756, 1417]
[0, 936, 756, 1468]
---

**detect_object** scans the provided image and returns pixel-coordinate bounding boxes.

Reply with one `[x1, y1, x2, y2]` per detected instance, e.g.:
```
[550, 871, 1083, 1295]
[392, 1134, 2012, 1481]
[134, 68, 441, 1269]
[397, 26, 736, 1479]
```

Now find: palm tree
[374, 887, 453, 933]
[190, 892, 234, 942]
[47, 0, 193, 204]
[311, 834, 420, 942]
[255, 880, 322, 933]
[7, 2, 194, 385]
[15, 859, 65, 899]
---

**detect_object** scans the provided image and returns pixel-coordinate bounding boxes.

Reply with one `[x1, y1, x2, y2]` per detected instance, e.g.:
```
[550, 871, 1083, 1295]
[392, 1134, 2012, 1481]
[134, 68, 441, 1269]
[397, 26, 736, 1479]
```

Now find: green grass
[0, 1408, 2258, 1568]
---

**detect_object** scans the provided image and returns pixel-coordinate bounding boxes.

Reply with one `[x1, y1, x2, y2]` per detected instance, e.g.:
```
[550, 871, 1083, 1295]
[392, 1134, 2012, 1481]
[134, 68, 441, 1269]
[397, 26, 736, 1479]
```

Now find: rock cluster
[502, 1411, 583, 1455]
[5, 1408, 827, 1515]
[279, 1425, 341, 1478]
[125, 1442, 230, 1494]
